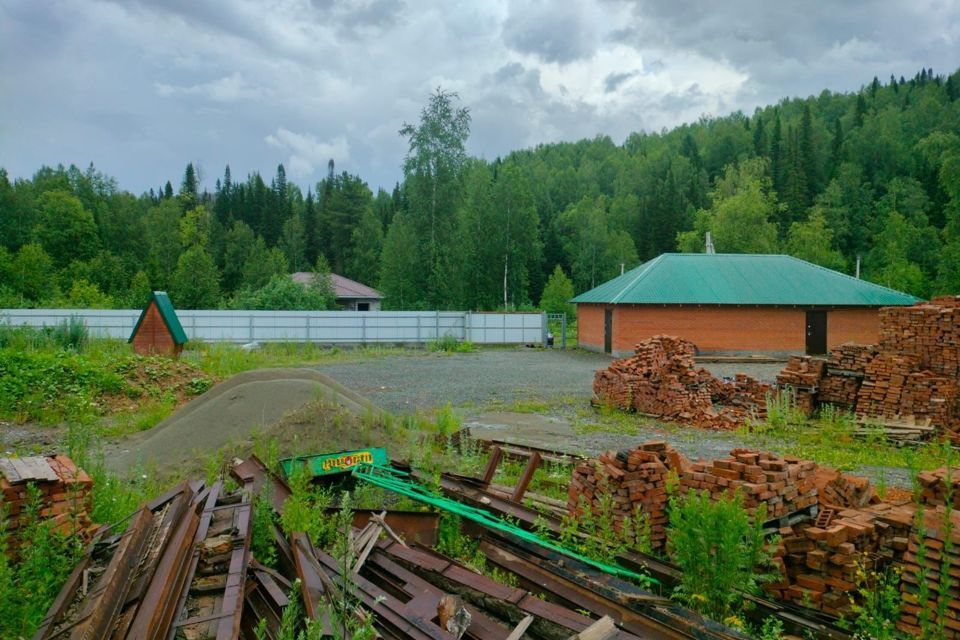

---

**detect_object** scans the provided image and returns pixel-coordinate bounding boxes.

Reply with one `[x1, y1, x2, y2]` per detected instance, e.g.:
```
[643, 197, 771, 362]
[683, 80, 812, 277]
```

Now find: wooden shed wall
[131, 302, 181, 357]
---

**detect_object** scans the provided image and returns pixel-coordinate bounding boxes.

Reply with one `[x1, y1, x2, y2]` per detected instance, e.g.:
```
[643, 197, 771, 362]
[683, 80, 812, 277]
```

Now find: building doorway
[604, 309, 613, 354]
[805, 310, 827, 355]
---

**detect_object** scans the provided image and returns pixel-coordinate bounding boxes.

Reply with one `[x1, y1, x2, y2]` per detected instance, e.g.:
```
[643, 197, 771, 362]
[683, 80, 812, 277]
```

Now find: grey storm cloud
[0, 0, 957, 194]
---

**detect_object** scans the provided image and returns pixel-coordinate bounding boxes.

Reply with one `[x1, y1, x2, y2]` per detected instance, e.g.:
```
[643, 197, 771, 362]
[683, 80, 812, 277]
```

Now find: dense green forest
[1, 67, 959, 311]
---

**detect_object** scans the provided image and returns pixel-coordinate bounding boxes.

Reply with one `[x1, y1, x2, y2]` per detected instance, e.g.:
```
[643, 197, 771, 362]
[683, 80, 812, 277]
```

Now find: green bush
[666, 489, 776, 625]
[0, 349, 125, 421]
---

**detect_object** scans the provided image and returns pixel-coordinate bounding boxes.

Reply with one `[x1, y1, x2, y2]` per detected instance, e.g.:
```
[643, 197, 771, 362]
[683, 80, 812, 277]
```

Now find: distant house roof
[290, 272, 383, 300]
[571, 254, 920, 307]
[128, 291, 188, 344]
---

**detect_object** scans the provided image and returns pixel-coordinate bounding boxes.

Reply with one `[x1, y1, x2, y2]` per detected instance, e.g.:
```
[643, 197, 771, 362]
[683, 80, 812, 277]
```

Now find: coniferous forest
[1, 67, 959, 311]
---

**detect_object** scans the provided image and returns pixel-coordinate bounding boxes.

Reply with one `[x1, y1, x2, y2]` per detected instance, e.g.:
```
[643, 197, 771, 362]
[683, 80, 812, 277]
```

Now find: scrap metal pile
[777, 297, 960, 442]
[27, 453, 753, 640]
[593, 336, 770, 429]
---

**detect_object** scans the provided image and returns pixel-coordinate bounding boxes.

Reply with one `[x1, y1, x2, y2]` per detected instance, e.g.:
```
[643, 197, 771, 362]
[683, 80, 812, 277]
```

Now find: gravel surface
[317, 349, 912, 487]
[316, 348, 782, 414]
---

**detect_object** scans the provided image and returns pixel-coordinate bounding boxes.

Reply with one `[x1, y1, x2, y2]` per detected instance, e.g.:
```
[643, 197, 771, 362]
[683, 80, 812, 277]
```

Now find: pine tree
[854, 94, 867, 128]
[770, 110, 784, 195]
[799, 103, 818, 199]
[829, 118, 844, 178]
[752, 113, 766, 157]
[163, 181, 174, 200]
[179, 163, 199, 211]
[303, 190, 319, 266]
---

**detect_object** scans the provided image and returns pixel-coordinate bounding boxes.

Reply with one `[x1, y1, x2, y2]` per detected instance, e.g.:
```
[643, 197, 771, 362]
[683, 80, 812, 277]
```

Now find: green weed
[666, 489, 777, 625]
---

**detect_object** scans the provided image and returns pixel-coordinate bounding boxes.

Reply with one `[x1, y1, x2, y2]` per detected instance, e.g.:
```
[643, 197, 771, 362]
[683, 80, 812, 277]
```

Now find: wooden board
[0, 456, 59, 484]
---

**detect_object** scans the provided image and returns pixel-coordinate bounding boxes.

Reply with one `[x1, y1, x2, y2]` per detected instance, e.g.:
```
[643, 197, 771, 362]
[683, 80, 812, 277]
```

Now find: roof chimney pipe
[705, 232, 715, 254]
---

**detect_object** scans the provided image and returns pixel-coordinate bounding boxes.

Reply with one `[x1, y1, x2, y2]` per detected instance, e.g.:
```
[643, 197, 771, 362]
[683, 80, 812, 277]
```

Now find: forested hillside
[1, 67, 958, 311]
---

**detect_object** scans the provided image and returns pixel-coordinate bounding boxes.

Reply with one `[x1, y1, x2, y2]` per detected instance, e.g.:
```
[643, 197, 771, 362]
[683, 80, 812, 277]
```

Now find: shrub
[666, 489, 776, 624]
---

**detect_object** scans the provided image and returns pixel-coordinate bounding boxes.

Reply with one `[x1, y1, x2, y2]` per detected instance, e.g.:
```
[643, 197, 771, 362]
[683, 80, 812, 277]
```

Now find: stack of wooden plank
[0, 455, 96, 553]
[678, 449, 818, 520]
[775, 356, 826, 414]
[818, 344, 877, 409]
[567, 441, 687, 549]
[916, 467, 960, 509]
[769, 503, 914, 617]
[593, 335, 770, 430]
[897, 505, 960, 638]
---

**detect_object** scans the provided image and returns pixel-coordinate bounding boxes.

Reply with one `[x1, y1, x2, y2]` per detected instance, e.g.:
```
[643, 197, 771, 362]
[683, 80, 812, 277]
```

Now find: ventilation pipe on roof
[621, 263, 625, 275]
[855, 255, 861, 279]
[705, 231, 715, 254]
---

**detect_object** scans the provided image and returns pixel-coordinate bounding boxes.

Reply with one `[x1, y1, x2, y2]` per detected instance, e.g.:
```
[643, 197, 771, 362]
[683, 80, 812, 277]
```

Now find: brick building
[572, 254, 918, 357]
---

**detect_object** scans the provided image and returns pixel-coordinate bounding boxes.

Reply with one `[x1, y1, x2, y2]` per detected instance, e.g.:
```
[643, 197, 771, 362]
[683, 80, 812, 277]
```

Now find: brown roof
[290, 272, 383, 300]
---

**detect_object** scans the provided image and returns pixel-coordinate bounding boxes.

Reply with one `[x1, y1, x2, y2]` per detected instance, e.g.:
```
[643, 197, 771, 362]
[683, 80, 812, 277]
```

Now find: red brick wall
[132, 302, 178, 356]
[577, 304, 607, 350]
[577, 304, 883, 356]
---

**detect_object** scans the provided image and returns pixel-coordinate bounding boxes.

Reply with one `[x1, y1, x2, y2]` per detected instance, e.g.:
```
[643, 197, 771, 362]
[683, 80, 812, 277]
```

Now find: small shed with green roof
[129, 291, 188, 358]
[572, 254, 919, 357]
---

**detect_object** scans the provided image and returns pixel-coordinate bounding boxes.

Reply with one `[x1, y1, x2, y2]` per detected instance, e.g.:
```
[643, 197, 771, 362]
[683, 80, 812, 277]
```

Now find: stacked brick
[678, 449, 818, 520]
[812, 467, 879, 509]
[0, 455, 96, 555]
[567, 441, 686, 549]
[916, 467, 960, 509]
[593, 335, 770, 430]
[897, 505, 960, 638]
[880, 296, 960, 378]
[775, 357, 826, 414]
[818, 344, 878, 409]
[772, 298, 960, 442]
[853, 353, 959, 429]
[769, 503, 914, 617]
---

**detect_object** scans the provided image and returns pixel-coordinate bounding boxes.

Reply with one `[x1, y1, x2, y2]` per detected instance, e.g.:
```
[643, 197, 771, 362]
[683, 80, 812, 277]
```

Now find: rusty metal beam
[511, 452, 541, 503]
[480, 446, 503, 486]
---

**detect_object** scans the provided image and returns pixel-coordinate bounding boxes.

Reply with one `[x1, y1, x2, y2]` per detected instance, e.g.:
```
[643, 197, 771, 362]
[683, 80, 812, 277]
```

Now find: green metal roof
[128, 291, 188, 344]
[571, 254, 920, 306]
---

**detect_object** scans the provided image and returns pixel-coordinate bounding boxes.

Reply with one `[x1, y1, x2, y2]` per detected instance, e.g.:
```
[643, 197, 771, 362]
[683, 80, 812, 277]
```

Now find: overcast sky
[2, 0, 958, 195]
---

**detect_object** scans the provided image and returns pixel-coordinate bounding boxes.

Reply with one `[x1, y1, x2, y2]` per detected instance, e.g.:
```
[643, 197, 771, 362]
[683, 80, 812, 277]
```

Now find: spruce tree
[752, 113, 766, 157]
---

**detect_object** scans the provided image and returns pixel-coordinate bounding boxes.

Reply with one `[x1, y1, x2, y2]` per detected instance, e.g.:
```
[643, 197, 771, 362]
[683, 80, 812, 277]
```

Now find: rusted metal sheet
[480, 534, 736, 640]
[231, 455, 292, 514]
[325, 508, 440, 546]
[311, 543, 453, 640]
[171, 486, 252, 640]
[380, 540, 641, 640]
[37, 507, 155, 640]
[125, 485, 210, 640]
[363, 549, 512, 640]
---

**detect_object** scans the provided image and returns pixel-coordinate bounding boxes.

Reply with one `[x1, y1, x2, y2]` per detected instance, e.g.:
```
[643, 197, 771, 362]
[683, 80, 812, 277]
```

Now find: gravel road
[316, 348, 782, 414]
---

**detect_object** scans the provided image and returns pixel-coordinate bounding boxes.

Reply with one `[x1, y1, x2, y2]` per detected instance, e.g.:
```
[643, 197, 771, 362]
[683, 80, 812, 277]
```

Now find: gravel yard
[316, 347, 783, 414]
[317, 348, 912, 487]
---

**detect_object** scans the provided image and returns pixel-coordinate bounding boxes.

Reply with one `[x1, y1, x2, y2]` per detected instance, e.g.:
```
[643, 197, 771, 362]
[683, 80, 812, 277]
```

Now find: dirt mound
[106, 368, 380, 475]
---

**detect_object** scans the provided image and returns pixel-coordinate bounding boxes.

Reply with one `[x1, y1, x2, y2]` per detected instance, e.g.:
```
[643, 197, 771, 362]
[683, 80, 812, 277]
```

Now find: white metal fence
[0, 309, 547, 345]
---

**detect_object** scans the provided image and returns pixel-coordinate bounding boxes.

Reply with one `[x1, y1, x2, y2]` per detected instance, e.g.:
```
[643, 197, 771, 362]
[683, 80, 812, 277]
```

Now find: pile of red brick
[593, 336, 770, 430]
[915, 467, 960, 509]
[567, 441, 686, 549]
[880, 296, 960, 378]
[679, 449, 818, 519]
[812, 467, 879, 509]
[817, 344, 878, 410]
[898, 505, 960, 637]
[0, 455, 97, 554]
[776, 357, 825, 414]
[773, 298, 960, 442]
[769, 503, 914, 617]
